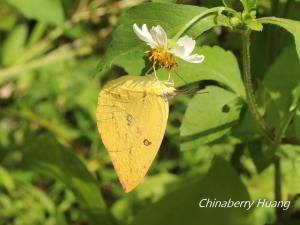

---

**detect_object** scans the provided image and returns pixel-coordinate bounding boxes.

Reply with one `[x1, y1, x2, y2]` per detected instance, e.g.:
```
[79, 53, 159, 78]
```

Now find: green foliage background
[1, 0, 300, 225]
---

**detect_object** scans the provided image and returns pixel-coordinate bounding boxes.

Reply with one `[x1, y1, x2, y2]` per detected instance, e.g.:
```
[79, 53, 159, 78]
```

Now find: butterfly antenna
[174, 70, 188, 85]
[196, 90, 209, 95]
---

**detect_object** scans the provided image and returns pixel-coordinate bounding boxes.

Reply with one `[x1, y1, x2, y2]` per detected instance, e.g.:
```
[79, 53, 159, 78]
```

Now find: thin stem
[275, 110, 296, 145]
[274, 157, 283, 222]
[242, 30, 272, 141]
[173, 7, 226, 40]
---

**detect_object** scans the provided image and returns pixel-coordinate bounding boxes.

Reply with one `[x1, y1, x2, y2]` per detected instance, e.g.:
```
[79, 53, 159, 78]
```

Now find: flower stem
[173, 7, 225, 40]
[242, 30, 272, 141]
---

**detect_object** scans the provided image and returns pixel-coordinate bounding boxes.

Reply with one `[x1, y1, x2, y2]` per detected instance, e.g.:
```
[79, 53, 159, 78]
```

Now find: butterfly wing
[96, 76, 169, 192]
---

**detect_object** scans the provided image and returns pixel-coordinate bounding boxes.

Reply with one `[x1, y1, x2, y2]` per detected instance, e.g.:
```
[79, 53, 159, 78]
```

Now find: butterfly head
[151, 80, 176, 101]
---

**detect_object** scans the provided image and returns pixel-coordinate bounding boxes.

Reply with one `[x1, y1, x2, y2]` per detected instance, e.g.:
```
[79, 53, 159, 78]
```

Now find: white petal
[176, 36, 196, 56]
[133, 23, 157, 47]
[170, 45, 185, 58]
[150, 25, 168, 48]
[180, 54, 205, 63]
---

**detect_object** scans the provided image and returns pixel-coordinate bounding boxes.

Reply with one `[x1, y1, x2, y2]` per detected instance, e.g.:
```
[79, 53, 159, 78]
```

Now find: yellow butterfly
[96, 75, 176, 192]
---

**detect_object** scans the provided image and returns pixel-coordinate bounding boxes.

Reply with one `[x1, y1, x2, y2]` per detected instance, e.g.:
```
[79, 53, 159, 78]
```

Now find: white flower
[133, 23, 204, 65]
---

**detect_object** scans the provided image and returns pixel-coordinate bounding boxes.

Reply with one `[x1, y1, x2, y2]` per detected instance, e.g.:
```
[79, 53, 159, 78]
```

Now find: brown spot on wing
[129, 147, 133, 155]
[143, 139, 152, 146]
[127, 114, 133, 126]
[111, 93, 121, 98]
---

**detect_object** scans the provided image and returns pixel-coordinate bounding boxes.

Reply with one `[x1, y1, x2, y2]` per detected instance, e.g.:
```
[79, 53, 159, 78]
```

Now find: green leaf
[258, 17, 300, 60]
[246, 20, 263, 31]
[261, 47, 300, 131]
[113, 48, 147, 75]
[180, 86, 243, 150]
[130, 157, 254, 225]
[246, 166, 274, 201]
[0, 166, 15, 191]
[248, 142, 273, 173]
[97, 3, 216, 73]
[1, 23, 28, 66]
[23, 135, 116, 225]
[112, 173, 179, 223]
[7, 0, 65, 26]
[240, 0, 257, 12]
[278, 145, 300, 195]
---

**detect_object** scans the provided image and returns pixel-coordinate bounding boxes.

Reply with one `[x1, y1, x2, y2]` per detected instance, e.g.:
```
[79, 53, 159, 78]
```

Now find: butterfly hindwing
[96, 76, 169, 192]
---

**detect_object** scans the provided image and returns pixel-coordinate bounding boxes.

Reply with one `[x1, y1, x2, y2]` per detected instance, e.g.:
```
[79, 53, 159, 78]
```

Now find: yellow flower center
[146, 47, 177, 70]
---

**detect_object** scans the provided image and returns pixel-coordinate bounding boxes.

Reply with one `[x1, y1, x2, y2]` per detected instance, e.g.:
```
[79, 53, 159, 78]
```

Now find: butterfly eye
[143, 139, 152, 146]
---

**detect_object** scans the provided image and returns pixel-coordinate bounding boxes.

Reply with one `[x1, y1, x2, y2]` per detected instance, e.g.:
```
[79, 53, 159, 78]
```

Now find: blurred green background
[1, 0, 300, 225]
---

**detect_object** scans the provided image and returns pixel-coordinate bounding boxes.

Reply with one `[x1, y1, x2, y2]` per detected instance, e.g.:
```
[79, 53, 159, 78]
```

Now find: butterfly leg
[153, 64, 158, 80]
[145, 66, 153, 75]
[168, 71, 174, 84]
[167, 71, 171, 81]
[162, 71, 174, 86]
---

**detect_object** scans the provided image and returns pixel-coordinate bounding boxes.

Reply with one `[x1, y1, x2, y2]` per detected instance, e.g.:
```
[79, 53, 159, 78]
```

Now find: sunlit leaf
[7, 0, 65, 26]
[1, 23, 27, 66]
[180, 86, 243, 150]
